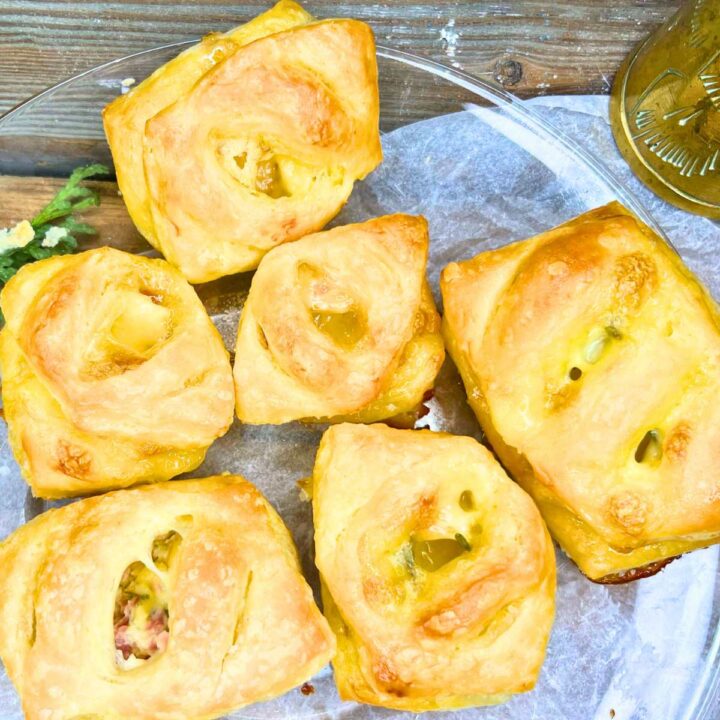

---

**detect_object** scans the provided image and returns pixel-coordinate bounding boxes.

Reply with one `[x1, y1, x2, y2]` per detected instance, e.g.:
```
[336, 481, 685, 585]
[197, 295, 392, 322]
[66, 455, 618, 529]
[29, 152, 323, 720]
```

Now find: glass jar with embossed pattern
[611, 0, 720, 218]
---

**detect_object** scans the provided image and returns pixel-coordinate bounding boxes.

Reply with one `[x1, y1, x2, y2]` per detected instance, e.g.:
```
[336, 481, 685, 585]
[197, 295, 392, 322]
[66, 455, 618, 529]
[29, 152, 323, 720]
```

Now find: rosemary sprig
[31, 163, 109, 230]
[0, 163, 109, 285]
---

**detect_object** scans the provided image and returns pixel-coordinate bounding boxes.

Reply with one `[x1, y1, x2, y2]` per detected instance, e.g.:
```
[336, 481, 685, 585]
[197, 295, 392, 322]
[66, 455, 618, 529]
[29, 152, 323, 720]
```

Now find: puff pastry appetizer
[0, 476, 335, 720]
[103, 0, 382, 283]
[233, 214, 445, 424]
[0, 247, 234, 498]
[313, 423, 556, 711]
[441, 202, 720, 582]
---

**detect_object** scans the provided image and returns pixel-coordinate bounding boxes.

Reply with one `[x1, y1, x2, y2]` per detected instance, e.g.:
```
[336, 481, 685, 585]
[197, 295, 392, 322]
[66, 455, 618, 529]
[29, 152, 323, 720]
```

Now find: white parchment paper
[1, 96, 718, 720]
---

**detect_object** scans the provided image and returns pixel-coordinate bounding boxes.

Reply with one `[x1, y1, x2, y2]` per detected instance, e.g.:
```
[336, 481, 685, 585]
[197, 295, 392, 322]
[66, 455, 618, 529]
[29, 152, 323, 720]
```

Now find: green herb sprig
[0, 163, 109, 284]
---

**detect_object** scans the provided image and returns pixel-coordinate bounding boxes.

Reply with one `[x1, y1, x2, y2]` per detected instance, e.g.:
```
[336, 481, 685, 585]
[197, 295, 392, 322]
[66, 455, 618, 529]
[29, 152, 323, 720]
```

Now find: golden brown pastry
[0, 476, 335, 720]
[313, 423, 556, 711]
[103, 0, 382, 283]
[103, 0, 313, 243]
[0, 247, 234, 498]
[233, 214, 445, 424]
[441, 202, 720, 582]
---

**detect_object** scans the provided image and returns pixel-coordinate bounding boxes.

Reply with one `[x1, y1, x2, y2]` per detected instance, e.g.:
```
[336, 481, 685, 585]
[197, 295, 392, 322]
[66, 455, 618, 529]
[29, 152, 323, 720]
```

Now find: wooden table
[0, 0, 680, 116]
[0, 0, 681, 225]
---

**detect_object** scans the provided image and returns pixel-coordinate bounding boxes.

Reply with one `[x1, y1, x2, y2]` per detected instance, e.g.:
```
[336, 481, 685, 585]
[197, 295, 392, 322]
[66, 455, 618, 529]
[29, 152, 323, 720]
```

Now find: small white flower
[41, 226, 69, 248]
[0, 220, 35, 252]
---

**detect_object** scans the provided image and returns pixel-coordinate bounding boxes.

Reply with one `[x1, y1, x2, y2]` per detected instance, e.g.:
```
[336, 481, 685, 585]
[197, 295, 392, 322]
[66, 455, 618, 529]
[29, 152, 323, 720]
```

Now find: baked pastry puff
[313, 423, 556, 711]
[441, 202, 720, 582]
[103, 0, 313, 244]
[103, 0, 382, 283]
[0, 476, 335, 720]
[0, 247, 234, 498]
[233, 214, 445, 424]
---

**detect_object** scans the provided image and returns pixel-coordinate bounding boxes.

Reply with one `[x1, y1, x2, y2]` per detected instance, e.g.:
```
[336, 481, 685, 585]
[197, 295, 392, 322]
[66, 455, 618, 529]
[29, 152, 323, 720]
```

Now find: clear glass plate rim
[0, 39, 664, 241]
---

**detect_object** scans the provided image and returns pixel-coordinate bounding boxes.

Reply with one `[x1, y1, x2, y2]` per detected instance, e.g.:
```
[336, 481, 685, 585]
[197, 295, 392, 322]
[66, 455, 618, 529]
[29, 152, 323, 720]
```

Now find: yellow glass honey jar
[611, 0, 720, 218]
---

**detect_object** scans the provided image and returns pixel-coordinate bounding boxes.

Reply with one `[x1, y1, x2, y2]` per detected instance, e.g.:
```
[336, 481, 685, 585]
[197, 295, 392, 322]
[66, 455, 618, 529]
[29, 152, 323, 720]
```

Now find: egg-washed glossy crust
[441, 202, 720, 582]
[312, 424, 556, 711]
[0, 247, 234, 498]
[103, 0, 382, 283]
[233, 214, 445, 424]
[0, 476, 335, 720]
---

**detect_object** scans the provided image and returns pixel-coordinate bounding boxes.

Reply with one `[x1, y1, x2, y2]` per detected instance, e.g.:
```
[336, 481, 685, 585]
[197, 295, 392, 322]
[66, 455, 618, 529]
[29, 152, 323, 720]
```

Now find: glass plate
[0, 40, 718, 720]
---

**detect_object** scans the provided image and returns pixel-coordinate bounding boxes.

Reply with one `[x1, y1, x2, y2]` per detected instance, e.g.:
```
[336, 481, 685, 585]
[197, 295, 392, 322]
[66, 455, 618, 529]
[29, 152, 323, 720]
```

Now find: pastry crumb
[297, 477, 312, 502]
[120, 77, 136, 94]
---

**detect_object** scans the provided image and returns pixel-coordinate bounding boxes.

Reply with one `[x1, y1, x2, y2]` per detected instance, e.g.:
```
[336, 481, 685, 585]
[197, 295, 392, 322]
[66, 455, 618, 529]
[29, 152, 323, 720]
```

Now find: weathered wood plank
[0, 175, 147, 252]
[0, 174, 252, 306]
[0, 0, 681, 120]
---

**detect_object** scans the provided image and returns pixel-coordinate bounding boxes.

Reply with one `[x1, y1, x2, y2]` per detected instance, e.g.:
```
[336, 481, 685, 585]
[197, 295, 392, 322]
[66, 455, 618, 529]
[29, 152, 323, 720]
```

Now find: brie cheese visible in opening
[109, 292, 171, 356]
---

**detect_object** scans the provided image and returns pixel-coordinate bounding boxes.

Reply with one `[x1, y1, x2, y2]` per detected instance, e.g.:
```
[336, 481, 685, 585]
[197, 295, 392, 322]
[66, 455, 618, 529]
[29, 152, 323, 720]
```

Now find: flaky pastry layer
[103, 0, 382, 283]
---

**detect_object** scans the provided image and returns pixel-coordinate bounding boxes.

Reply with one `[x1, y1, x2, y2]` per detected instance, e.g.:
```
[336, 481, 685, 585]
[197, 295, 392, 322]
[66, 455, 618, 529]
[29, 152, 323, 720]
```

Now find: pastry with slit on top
[0, 476, 335, 719]
[312, 423, 555, 710]
[441, 201, 720, 582]
[0, 247, 234, 498]
[103, 0, 382, 283]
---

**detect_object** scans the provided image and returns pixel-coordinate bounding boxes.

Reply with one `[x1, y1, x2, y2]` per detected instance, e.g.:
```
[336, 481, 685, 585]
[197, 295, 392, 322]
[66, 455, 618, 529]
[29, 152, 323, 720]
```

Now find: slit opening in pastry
[232, 571, 254, 647]
[584, 325, 622, 365]
[113, 559, 171, 668]
[311, 308, 366, 348]
[29, 608, 36, 647]
[459, 490, 475, 511]
[257, 325, 270, 350]
[255, 157, 289, 199]
[151, 530, 182, 572]
[297, 261, 368, 348]
[109, 292, 172, 355]
[635, 429, 663, 464]
[219, 139, 291, 199]
[407, 534, 471, 573]
[84, 291, 173, 379]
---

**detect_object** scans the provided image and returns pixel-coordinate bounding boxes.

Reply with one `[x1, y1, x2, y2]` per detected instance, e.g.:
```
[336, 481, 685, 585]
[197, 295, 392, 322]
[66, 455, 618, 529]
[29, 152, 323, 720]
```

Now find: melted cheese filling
[114, 532, 181, 668]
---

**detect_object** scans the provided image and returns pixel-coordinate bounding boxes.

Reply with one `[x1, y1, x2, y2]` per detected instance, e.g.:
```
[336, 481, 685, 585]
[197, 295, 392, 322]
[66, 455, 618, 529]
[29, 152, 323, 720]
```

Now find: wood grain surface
[0, 174, 256, 309]
[0, 0, 680, 117]
[0, 175, 144, 251]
